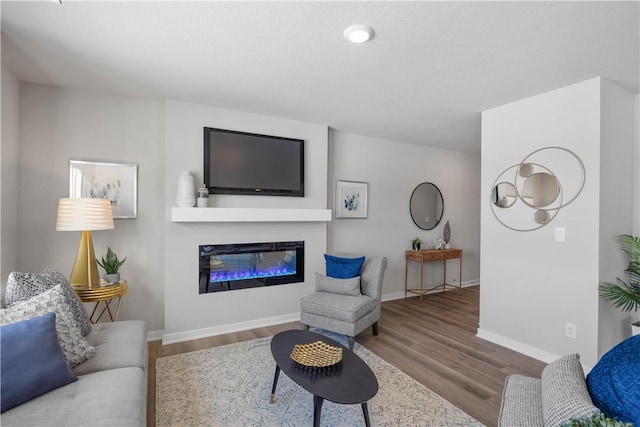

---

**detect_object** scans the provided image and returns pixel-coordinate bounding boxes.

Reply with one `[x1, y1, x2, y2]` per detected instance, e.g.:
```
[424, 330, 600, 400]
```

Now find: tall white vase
[176, 171, 196, 207]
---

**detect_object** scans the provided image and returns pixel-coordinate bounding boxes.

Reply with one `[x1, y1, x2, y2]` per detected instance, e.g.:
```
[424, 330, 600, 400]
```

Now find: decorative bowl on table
[290, 341, 343, 367]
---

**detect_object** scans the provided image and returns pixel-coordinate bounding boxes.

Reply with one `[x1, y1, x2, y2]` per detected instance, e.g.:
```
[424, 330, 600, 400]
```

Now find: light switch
[555, 227, 565, 242]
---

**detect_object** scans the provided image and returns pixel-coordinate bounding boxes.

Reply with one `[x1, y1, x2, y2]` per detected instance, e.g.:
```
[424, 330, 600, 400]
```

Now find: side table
[405, 249, 462, 302]
[73, 280, 128, 323]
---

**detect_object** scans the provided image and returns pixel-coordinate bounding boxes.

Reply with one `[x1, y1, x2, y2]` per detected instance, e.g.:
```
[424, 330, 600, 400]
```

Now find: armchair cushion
[324, 254, 365, 279]
[301, 292, 376, 323]
[315, 273, 361, 296]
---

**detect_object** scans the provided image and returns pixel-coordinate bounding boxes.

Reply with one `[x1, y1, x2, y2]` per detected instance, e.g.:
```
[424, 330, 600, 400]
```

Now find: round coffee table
[270, 329, 378, 427]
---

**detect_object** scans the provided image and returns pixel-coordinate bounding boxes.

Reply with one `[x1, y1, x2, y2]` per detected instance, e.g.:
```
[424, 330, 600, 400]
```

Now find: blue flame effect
[210, 266, 296, 283]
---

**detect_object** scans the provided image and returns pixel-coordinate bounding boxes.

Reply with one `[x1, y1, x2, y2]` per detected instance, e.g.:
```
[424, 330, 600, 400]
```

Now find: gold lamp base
[69, 230, 101, 289]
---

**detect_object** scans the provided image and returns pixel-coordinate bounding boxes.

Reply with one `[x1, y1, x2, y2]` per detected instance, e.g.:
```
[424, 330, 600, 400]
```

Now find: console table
[405, 249, 462, 301]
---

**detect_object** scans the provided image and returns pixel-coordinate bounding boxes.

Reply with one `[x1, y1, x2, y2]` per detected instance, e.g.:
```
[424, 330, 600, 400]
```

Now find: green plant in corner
[412, 237, 421, 245]
[97, 247, 127, 275]
[561, 413, 633, 427]
[599, 235, 640, 312]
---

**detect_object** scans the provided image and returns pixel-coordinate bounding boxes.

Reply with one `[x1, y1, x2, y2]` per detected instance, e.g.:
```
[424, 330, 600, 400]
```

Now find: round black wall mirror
[410, 182, 444, 230]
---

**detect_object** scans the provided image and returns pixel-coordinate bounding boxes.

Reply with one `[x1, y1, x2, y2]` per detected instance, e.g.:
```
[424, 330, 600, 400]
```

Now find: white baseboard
[476, 328, 560, 364]
[161, 312, 301, 345]
[147, 329, 164, 342]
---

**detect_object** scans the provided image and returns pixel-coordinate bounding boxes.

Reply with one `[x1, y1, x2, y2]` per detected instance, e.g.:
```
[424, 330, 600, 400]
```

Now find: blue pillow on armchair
[586, 334, 640, 425]
[324, 254, 365, 279]
[1, 313, 78, 412]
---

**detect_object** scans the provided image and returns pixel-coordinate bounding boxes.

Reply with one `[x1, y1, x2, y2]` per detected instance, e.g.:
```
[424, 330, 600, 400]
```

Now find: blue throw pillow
[586, 334, 640, 425]
[324, 254, 365, 279]
[1, 313, 77, 412]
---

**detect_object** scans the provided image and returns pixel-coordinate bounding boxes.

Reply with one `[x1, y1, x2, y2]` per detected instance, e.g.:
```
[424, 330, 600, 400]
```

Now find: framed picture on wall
[69, 159, 138, 219]
[335, 180, 368, 219]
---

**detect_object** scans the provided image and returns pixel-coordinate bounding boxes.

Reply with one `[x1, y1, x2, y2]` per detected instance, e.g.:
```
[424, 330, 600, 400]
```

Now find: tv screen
[204, 127, 304, 197]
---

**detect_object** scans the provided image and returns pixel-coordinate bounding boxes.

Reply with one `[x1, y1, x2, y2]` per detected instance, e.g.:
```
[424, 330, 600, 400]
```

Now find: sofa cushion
[301, 292, 376, 323]
[315, 273, 361, 296]
[0, 367, 146, 427]
[498, 375, 544, 427]
[587, 335, 640, 426]
[324, 254, 365, 279]
[541, 353, 599, 426]
[74, 320, 148, 376]
[0, 313, 77, 413]
[5, 268, 92, 336]
[0, 285, 95, 368]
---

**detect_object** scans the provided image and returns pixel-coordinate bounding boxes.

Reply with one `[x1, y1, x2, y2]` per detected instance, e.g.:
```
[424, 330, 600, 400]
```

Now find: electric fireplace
[199, 241, 304, 294]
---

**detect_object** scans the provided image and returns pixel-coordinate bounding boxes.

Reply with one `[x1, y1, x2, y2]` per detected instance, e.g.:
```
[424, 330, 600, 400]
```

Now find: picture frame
[335, 180, 368, 219]
[69, 159, 138, 219]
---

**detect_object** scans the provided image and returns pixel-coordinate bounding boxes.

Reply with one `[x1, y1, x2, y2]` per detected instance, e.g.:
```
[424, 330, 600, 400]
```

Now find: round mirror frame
[410, 182, 444, 230]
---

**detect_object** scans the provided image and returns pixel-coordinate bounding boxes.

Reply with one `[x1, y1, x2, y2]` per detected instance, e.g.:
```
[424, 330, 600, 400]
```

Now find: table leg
[443, 259, 447, 291]
[404, 259, 408, 299]
[313, 395, 324, 427]
[362, 402, 371, 427]
[419, 259, 424, 302]
[458, 257, 463, 294]
[269, 366, 280, 404]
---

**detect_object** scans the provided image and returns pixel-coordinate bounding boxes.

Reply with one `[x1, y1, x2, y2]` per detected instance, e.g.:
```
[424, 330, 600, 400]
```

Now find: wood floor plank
[147, 285, 545, 427]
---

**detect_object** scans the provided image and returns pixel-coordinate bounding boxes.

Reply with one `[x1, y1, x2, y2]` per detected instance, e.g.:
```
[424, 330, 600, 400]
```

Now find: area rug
[156, 336, 484, 426]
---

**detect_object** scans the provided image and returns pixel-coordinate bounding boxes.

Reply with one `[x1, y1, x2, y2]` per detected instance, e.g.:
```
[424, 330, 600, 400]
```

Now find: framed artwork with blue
[69, 159, 138, 219]
[335, 180, 368, 219]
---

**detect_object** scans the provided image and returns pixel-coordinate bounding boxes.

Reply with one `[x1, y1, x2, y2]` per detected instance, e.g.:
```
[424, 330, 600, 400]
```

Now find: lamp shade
[56, 198, 114, 231]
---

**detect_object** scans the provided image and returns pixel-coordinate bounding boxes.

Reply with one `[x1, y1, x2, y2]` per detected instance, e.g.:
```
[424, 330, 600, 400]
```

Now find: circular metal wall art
[490, 147, 585, 232]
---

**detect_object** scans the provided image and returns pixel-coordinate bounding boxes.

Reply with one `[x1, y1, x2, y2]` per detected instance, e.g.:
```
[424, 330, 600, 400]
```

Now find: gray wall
[14, 83, 165, 332]
[328, 130, 481, 296]
[1, 65, 19, 282]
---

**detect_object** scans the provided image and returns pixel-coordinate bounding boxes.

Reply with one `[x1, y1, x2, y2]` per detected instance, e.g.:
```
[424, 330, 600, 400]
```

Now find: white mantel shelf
[171, 207, 332, 223]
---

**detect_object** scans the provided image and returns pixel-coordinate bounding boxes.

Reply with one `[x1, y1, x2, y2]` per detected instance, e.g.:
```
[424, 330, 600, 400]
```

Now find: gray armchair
[300, 253, 388, 349]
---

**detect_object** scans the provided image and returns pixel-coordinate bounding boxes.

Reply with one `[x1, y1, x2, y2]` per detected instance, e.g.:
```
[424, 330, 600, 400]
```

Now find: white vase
[177, 171, 196, 207]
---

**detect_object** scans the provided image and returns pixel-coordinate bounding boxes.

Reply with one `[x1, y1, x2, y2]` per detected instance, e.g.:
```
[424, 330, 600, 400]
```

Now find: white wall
[328, 131, 481, 297]
[1, 65, 19, 282]
[479, 78, 635, 368]
[597, 80, 637, 355]
[163, 99, 329, 343]
[16, 84, 166, 332]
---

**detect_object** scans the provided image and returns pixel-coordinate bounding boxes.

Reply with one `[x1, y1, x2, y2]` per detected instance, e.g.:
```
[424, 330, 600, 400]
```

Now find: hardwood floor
[147, 286, 545, 426]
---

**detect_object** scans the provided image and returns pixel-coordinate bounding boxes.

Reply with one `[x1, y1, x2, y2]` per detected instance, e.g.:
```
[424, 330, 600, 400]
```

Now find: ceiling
[2, 1, 638, 154]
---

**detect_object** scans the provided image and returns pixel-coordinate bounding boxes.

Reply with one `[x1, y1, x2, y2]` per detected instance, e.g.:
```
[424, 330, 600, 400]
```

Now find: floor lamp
[56, 198, 114, 289]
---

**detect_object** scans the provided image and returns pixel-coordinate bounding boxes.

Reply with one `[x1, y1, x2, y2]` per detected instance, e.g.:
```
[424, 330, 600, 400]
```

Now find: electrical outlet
[565, 322, 577, 339]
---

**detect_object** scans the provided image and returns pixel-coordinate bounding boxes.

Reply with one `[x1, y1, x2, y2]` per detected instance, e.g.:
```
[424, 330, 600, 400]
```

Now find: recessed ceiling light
[343, 24, 375, 43]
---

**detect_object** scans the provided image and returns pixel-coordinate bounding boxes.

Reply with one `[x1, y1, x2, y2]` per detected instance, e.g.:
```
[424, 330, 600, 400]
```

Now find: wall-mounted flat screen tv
[204, 127, 305, 197]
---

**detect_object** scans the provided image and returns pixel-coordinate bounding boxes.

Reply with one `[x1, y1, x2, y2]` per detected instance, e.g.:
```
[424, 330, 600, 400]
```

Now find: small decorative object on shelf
[197, 184, 209, 207]
[433, 237, 445, 250]
[176, 171, 196, 207]
[443, 220, 451, 249]
[97, 247, 126, 284]
[411, 237, 422, 251]
[290, 341, 343, 367]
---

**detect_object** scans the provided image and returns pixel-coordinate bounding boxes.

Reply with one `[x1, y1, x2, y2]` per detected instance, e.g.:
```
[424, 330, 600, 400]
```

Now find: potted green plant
[599, 234, 640, 335]
[412, 237, 422, 251]
[97, 247, 127, 283]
